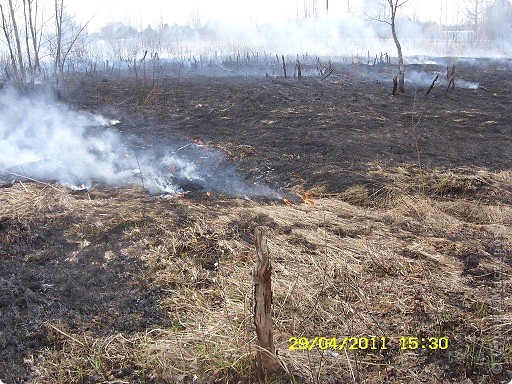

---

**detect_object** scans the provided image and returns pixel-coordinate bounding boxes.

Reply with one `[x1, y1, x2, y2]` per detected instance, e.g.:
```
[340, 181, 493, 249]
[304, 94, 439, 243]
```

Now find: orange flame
[301, 191, 314, 205]
[283, 197, 293, 206]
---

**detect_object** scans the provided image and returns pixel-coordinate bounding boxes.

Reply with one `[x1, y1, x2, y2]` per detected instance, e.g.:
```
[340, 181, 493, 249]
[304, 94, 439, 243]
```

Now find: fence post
[253, 226, 280, 378]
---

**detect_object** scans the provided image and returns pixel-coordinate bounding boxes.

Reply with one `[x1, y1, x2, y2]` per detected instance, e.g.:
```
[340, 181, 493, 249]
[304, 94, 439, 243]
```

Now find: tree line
[0, 0, 86, 86]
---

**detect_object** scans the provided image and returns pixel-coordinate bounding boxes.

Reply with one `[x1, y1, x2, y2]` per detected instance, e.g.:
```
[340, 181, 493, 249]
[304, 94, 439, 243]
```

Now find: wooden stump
[447, 64, 455, 91]
[391, 75, 398, 96]
[316, 57, 323, 75]
[253, 226, 280, 379]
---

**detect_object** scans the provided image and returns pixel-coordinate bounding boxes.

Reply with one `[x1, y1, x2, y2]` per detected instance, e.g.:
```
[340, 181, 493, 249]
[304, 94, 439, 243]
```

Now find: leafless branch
[364, 11, 392, 25]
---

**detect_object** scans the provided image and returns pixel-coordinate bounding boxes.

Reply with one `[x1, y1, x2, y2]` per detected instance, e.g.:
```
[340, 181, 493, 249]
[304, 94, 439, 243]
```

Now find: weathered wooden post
[391, 75, 398, 96]
[447, 64, 456, 91]
[426, 74, 439, 95]
[253, 226, 280, 378]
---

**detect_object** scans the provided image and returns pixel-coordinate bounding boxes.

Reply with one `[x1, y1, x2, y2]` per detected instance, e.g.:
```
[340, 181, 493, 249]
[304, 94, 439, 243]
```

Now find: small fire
[193, 137, 205, 146]
[301, 191, 314, 205]
[283, 197, 293, 206]
[205, 191, 212, 198]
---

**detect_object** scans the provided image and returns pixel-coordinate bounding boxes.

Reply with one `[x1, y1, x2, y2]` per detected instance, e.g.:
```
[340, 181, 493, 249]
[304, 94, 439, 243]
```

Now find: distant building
[98, 22, 138, 40]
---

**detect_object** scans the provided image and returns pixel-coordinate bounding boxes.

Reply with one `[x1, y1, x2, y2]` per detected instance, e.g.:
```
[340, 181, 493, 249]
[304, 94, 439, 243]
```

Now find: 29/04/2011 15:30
[288, 336, 449, 351]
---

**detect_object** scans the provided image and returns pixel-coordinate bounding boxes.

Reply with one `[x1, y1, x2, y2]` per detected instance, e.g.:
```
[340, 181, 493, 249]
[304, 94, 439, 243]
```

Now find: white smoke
[0, 89, 279, 198]
[405, 69, 479, 90]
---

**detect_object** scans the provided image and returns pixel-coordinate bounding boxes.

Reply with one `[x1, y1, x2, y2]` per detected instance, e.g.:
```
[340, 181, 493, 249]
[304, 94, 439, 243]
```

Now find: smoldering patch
[0, 89, 280, 199]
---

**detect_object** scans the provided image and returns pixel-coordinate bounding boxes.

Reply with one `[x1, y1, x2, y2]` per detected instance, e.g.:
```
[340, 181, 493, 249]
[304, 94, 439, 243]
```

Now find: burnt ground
[61, 58, 511, 194]
[1, 58, 511, 384]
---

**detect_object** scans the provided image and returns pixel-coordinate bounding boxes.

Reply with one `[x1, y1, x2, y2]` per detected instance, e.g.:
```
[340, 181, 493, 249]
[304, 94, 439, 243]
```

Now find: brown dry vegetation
[1, 59, 512, 383]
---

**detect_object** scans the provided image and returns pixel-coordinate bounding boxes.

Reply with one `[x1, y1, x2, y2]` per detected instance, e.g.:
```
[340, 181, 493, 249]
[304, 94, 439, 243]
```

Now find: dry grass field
[1, 58, 511, 383]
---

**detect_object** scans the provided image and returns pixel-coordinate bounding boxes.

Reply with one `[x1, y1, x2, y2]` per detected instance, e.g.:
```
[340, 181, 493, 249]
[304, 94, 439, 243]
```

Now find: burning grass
[1, 165, 511, 383]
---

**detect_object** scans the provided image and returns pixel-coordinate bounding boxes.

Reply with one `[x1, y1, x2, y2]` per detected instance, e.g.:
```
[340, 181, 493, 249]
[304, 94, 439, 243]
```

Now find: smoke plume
[0, 89, 279, 198]
[405, 69, 479, 89]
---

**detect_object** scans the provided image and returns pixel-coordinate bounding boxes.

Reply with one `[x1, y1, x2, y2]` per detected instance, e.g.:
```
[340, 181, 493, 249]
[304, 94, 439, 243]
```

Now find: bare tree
[367, 0, 410, 93]
[25, 0, 42, 73]
[57, 16, 89, 72]
[311, 0, 318, 18]
[22, 0, 32, 79]
[480, 0, 512, 44]
[0, 3, 20, 81]
[7, 0, 25, 82]
[0, 0, 85, 87]
[302, 0, 319, 19]
[0, 0, 44, 84]
[364, 0, 389, 21]
[387, 0, 409, 92]
[462, 0, 489, 41]
[50, 0, 89, 95]
[0, 0, 36, 83]
[54, 0, 63, 75]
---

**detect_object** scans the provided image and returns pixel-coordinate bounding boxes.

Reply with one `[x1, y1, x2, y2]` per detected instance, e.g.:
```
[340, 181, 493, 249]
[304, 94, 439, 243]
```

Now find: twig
[48, 323, 85, 346]
[321, 68, 334, 81]
[18, 180, 29, 192]
[425, 74, 439, 95]
[8, 173, 63, 192]
[142, 84, 158, 106]
[133, 152, 145, 190]
[133, 151, 147, 224]
[175, 143, 192, 152]
[344, 348, 356, 382]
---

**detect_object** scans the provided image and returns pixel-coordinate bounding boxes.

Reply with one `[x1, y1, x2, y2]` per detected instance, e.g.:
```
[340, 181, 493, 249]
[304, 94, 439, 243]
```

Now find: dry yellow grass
[0, 167, 511, 383]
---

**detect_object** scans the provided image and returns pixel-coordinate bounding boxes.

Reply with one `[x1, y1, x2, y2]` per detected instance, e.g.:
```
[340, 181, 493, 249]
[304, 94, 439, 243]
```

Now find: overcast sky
[55, 0, 509, 32]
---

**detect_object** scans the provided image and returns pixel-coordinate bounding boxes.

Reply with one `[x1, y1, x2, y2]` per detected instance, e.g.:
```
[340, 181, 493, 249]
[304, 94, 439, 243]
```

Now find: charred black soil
[62, 60, 511, 194]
